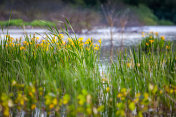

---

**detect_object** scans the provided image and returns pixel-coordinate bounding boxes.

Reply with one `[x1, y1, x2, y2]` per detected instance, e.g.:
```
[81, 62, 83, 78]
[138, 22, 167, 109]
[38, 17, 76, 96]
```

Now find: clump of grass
[0, 24, 175, 116]
[0, 19, 56, 27]
[140, 32, 172, 52]
[0, 19, 24, 27]
[30, 20, 56, 27]
[132, 4, 174, 25]
[132, 4, 159, 25]
[159, 19, 174, 25]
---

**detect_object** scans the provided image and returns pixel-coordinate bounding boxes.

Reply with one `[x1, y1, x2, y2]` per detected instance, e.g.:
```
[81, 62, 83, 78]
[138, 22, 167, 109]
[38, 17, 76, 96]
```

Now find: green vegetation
[140, 32, 172, 52]
[132, 4, 174, 25]
[0, 24, 176, 116]
[1, 0, 176, 24]
[0, 19, 56, 27]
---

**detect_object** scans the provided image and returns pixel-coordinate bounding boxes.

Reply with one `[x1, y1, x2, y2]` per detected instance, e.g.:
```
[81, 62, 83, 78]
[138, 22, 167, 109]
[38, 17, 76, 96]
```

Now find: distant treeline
[1, 0, 176, 23]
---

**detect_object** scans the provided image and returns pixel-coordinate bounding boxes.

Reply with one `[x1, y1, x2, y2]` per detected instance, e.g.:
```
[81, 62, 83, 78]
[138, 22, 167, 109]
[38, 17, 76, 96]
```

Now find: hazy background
[0, 0, 176, 31]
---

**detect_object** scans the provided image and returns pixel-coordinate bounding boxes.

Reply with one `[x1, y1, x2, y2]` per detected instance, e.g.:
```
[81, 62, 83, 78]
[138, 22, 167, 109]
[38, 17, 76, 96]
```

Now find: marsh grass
[0, 23, 176, 117]
[0, 19, 56, 27]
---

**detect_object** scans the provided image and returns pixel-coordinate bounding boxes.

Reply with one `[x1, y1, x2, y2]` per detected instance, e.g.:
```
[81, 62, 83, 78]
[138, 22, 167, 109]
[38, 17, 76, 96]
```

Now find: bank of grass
[0, 19, 56, 27]
[0, 24, 176, 116]
[132, 4, 174, 25]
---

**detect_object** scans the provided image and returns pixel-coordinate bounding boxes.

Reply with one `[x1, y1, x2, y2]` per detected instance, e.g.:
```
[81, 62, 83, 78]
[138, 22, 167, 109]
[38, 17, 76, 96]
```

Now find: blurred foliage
[0, 19, 56, 27]
[132, 4, 158, 25]
[0, 0, 176, 24]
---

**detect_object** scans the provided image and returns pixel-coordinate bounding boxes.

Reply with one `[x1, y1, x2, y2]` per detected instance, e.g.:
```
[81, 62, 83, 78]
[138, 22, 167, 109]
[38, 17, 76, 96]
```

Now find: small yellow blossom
[127, 63, 131, 68]
[144, 92, 149, 99]
[59, 34, 64, 38]
[106, 87, 110, 92]
[3, 109, 9, 117]
[149, 40, 154, 43]
[42, 40, 46, 43]
[146, 43, 149, 46]
[49, 104, 54, 109]
[98, 39, 102, 44]
[86, 107, 92, 115]
[135, 93, 141, 98]
[129, 102, 135, 111]
[166, 46, 170, 49]
[53, 98, 58, 105]
[20, 46, 26, 50]
[31, 104, 36, 110]
[85, 41, 89, 44]
[117, 93, 122, 98]
[36, 37, 39, 40]
[94, 46, 99, 50]
[78, 37, 83, 41]
[161, 36, 165, 40]
[160, 90, 163, 94]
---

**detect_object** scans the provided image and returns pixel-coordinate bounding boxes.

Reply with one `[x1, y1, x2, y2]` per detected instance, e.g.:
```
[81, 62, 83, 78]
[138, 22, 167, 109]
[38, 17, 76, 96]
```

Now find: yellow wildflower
[129, 102, 135, 111]
[166, 46, 170, 49]
[31, 104, 36, 110]
[87, 38, 91, 42]
[36, 37, 39, 40]
[135, 93, 141, 98]
[78, 37, 83, 41]
[117, 93, 122, 98]
[146, 43, 149, 46]
[20, 46, 26, 51]
[63, 94, 70, 105]
[133, 98, 139, 103]
[127, 63, 131, 68]
[53, 98, 58, 105]
[144, 92, 149, 99]
[42, 40, 46, 43]
[86, 107, 92, 115]
[49, 104, 54, 109]
[149, 40, 154, 43]
[20, 100, 24, 106]
[98, 39, 102, 44]
[106, 87, 110, 92]
[161, 36, 165, 40]
[6, 35, 10, 38]
[160, 90, 163, 94]
[85, 41, 89, 44]
[94, 46, 99, 50]
[59, 34, 64, 38]
[3, 109, 9, 117]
